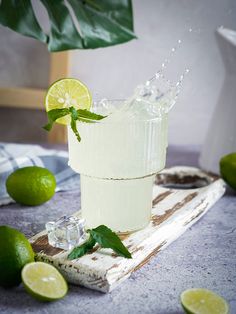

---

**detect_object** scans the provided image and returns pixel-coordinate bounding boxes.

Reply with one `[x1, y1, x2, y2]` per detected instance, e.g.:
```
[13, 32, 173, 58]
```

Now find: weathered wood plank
[30, 166, 225, 293]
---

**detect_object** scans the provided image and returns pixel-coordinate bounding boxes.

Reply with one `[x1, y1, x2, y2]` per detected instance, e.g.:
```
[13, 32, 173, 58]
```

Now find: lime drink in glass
[68, 75, 176, 233]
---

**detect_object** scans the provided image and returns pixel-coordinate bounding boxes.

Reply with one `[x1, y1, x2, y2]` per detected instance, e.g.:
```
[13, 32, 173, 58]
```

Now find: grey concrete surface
[0, 146, 235, 314]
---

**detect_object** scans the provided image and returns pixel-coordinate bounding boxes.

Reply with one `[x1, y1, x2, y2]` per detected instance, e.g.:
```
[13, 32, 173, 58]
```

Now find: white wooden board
[30, 166, 225, 293]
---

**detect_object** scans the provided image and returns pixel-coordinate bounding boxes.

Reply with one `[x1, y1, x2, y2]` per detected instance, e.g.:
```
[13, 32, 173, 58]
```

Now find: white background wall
[0, 0, 236, 145]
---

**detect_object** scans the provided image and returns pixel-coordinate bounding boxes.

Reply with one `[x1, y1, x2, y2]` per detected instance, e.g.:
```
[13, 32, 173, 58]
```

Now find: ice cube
[46, 215, 87, 250]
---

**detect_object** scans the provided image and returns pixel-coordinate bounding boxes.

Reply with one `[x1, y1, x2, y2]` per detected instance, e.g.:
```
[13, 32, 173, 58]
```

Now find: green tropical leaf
[0, 0, 48, 43]
[0, 0, 136, 52]
[40, 0, 84, 51]
[68, 0, 136, 48]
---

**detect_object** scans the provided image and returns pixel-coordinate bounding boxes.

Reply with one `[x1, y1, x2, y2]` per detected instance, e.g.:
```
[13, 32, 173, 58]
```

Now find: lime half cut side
[22, 262, 68, 301]
[181, 288, 229, 314]
[45, 78, 92, 125]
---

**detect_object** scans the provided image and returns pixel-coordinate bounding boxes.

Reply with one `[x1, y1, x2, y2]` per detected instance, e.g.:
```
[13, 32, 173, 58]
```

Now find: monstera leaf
[0, 0, 136, 52]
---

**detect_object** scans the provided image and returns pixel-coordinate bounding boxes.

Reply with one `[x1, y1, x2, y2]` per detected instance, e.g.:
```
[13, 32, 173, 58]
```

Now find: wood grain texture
[30, 166, 225, 293]
[0, 51, 70, 143]
[0, 87, 45, 109]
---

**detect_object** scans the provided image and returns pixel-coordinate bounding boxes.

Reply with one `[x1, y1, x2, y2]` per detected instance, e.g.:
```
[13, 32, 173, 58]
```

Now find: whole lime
[220, 152, 236, 191]
[0, 226, 35, 287]
[6, 166, 56, 206]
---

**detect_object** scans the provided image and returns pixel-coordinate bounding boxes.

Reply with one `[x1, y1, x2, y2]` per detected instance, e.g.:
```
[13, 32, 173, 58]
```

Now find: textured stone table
[0, 145, 235, 314]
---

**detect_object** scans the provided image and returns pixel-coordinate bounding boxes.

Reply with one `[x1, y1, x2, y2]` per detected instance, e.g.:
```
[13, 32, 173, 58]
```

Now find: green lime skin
[0, 226, 35, 287]
[220, 152, 236, 191]
[6, 166, 56, 206]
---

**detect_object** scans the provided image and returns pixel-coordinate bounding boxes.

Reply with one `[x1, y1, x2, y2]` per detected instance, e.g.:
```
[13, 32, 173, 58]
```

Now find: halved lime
[22, 262, 68, 301]
[181, 288, 229, 314]
[45, 78, 92, 125]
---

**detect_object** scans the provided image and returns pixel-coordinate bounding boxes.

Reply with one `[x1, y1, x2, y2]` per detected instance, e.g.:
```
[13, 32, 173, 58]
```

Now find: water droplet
[178, 39, 182, 44]
[189, 28, 193, 32]
[171, 48, 175, 52]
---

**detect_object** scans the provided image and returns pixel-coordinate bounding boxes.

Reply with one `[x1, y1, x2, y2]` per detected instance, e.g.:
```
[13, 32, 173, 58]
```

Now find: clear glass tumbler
[68, 100, 169, 233]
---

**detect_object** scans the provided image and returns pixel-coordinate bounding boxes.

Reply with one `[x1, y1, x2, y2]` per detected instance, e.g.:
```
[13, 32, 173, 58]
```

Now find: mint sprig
[67, 235, 96, 260]
[67, 225, 132, 260]
[43, 107, 106, 142]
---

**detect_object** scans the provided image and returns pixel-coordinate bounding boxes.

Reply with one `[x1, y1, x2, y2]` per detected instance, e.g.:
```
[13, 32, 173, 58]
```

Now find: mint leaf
[69, 107, 81, 142]
[77, 109, 105, 121]
[43, 108, 70, 131]
[89, 225, 132, 259]
[67, 225, 132, 260]
[67, 235, 96, 260]
[43, 107, 106, 142]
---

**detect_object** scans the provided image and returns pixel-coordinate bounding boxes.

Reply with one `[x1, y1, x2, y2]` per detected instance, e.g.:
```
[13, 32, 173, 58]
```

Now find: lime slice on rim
[22, 262, 68, 301]
[45, 78, 92, 125]
[181, 288, 229, 314]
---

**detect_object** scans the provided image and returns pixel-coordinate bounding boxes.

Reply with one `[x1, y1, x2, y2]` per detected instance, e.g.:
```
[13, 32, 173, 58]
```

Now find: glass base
[80, 174, 155, 233]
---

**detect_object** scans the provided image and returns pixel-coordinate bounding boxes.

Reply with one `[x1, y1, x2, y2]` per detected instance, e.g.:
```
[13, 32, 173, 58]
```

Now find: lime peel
[220, 152, 236, 191]
[6, 166, 56, 206]
[0, 226, 35, 287]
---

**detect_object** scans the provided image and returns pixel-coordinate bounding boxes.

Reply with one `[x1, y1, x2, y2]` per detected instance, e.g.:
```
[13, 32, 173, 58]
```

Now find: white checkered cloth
[0, 143, 80, 206]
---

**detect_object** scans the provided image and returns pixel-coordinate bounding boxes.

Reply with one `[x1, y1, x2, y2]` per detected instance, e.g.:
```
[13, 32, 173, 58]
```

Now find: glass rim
[77, 98, 169, 124]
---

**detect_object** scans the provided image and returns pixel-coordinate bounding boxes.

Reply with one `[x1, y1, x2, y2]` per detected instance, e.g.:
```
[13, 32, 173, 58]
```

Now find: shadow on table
[0, 284, 108, 313]
[0, 286, 52, 311]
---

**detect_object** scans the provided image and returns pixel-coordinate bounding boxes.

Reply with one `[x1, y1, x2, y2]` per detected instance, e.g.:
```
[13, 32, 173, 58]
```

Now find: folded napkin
[0, 143, 80, 206]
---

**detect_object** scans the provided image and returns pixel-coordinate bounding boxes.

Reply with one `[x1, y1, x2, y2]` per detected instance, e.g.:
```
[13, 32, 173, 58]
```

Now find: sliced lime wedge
[181, 288, 229, 314]
[22, 262, 68, 301]
[45, 78, 92, 125]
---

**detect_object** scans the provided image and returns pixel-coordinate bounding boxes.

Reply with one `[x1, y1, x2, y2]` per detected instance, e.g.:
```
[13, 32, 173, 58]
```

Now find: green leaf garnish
[43, 108, 70, 131]
[67, 235, 96, 260]
[43, 107, 106, 142]
[89, 225, 132, 259]
[68, 225, 132, 260]
[76, 109, 105, 121]
[69, 107, 81, 142]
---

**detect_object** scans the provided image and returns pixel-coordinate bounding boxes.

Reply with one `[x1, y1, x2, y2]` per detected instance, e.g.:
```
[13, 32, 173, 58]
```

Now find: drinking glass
[68, 100, 169, 233]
